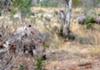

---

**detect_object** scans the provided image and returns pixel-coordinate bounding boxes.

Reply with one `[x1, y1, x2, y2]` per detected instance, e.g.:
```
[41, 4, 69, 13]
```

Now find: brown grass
[0, 7, 100, 70]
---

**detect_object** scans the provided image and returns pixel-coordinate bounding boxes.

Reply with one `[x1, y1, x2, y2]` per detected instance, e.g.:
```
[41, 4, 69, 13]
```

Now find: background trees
[11, 0, 32, 17]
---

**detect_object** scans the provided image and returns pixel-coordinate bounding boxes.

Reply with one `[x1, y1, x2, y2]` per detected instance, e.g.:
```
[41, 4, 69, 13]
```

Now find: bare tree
[59, 0, 73, 39]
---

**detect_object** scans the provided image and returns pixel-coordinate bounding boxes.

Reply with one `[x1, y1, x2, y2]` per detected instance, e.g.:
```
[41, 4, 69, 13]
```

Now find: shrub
[19, 64, 25, 70]
[78, 16, 96, 29]
[85, 16, 95, 29]
[11, 0, 32, 16]
[98, 13, 100, 16]
[36, 57, 45, 70]
[39, 0, 58, 7]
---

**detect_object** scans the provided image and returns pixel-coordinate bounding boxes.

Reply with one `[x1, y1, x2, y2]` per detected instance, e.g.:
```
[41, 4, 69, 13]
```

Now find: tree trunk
[63, 0, 72, 37]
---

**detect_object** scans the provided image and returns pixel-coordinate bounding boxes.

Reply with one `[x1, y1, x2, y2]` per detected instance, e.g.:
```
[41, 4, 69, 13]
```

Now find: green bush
[85, 16, 95, 29]
[36, 57, 45, 70]
[73, 0, 81, 7]
[39, 0, 58, 7]
[11, 0, 32, 16]
[98, 13, 100, 16]
[19, 64, 25, 70]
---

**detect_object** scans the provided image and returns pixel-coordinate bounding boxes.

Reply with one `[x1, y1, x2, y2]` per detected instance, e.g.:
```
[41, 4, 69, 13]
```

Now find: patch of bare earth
[45, 46, 100, 70]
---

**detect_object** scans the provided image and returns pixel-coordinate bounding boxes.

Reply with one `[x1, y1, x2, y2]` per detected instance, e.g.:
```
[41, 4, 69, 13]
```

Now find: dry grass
[0, 7, 100, 55]
[0, 7, 100, 70]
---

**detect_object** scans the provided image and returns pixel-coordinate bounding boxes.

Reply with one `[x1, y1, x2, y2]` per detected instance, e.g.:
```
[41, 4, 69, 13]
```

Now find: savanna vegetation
[0, 0, 100, 70]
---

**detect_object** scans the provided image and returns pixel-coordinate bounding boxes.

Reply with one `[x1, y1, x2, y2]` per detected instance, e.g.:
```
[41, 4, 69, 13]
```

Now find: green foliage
[19, 64, 25, 70]
[73, 0, 81, 6]
[0, 1, 2, 10]
[39, 0, 58, 7]
[98, 13, 100, 16]
[0, 11, 1, 16]
[36, 57, 45, 70]
[43, 44, 49, 49]
[85, 16, 95, 29]
[11, 0, 32, 16]
[37, 0, 81, 7]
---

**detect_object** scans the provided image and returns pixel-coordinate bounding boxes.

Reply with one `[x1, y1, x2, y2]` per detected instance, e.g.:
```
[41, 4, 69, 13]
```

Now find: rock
[95, 17, 100, 24]
[77, 16, 86, 25]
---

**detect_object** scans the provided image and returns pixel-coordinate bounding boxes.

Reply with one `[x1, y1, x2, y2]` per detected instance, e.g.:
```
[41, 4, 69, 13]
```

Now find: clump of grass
[19, 64, 25, 70]
[58, 29, 75, 41]
[43, 44, 49, 49]
[78, 16, 96, 29]
[35, 57, 45, 70]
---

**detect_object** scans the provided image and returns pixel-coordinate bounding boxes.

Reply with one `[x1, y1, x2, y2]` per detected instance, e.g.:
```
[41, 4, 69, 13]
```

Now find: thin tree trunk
[63, 0, 72, 37]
